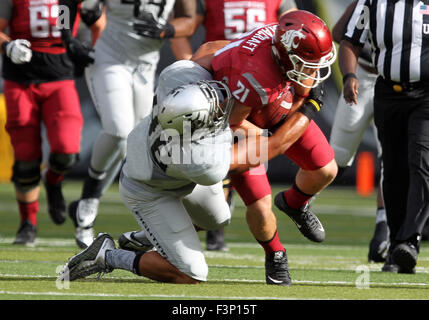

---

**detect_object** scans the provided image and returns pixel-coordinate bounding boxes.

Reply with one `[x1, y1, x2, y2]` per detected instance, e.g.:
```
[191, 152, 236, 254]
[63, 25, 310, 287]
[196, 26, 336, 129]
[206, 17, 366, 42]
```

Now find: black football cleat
[43, 177, 66, 225]
[368, 221, 390, 263]
[391, 242, 418, 274]
[206, 228, 228, 251]
[265, 250, 292, 286]
[274, 192, 325, 242]
[13, 220, 37, 246]
[381, 253, 399, 273]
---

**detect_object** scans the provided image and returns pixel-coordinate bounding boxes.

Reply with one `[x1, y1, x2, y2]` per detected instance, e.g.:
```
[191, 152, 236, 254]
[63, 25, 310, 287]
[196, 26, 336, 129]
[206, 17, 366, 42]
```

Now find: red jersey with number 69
[202, 0, 283, 42]
[211, 24, 294, 129]
[8, 0, 79, 54]
[2, 0, 81, 83]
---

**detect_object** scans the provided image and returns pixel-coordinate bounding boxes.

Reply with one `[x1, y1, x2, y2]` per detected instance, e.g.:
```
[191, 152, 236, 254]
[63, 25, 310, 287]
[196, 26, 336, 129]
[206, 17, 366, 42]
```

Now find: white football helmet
[157, 80, 233, 134]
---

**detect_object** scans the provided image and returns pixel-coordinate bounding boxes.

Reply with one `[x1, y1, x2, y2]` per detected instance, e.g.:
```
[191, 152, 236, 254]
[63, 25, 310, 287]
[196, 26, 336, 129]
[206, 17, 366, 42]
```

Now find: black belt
[380, 77, 429, 92]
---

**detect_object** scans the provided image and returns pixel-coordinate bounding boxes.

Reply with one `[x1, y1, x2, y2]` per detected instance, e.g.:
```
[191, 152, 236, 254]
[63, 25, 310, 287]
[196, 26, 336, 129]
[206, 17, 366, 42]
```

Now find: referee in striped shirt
[339, 0, 429, 274]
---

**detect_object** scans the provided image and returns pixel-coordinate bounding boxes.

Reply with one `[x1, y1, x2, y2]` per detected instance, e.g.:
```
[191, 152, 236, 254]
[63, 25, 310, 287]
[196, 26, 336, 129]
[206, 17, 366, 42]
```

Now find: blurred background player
[328, 0, 388, 263]
[168, 0, 298, 251]
[62, 0, 197, 248]
[0, 0, 92, 245]
[60, 63, 234, 284]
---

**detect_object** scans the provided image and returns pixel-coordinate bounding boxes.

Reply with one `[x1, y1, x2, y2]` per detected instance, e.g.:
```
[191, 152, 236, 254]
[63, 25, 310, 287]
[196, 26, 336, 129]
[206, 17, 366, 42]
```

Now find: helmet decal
[280, 28, 306, 51]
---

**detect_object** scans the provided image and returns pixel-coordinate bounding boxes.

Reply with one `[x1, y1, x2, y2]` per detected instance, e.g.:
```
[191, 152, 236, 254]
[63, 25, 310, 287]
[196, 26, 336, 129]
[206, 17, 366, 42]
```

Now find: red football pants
[4, 79, 83, 161]
[230, 120, 334, 205]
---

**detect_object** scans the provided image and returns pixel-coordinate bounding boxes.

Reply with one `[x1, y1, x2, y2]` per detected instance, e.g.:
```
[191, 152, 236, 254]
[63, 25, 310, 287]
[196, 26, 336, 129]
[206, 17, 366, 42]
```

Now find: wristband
[342, 73, 357, 84]
[162, 23, 175, 38]
[298, 99, 321, 120]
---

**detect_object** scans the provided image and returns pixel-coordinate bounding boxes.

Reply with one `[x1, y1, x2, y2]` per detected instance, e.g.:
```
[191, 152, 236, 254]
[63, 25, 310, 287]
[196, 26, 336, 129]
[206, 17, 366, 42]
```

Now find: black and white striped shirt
[344, 0, 429, 83]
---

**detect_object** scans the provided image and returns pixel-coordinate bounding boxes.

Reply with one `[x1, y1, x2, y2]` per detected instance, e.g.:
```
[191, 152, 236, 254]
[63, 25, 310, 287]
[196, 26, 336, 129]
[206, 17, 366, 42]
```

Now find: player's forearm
[90, 9, 106, 46]
[170, 17, 198, 37]
[0, 32, 11, 54]
[229, 112, 309, 174]
[170, 37, 193, 60]
[0, 18, 10, 54]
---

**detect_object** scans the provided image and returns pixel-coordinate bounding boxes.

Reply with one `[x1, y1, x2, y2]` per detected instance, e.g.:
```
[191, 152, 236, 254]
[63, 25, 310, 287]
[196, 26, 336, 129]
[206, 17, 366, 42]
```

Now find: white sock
[375, 208, 386, 224]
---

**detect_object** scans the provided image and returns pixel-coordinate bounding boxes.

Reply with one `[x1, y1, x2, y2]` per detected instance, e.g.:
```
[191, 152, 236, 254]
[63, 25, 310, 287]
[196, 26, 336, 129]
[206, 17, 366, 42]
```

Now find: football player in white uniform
[62, 0, 197, 248]
[59, 60, 234, 284]
[328, 1, 388, 262]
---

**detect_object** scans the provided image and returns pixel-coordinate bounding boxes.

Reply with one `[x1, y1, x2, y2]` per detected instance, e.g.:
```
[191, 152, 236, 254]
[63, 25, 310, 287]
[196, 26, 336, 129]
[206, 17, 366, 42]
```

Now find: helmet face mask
[157, 80, 233, 135]
[286, 45, 337, 88]
[272, 10, 337, 88]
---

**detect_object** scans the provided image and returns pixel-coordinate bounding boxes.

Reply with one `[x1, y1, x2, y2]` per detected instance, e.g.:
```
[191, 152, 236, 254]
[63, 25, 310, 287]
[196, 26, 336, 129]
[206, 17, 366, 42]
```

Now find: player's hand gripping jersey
[211, 24, 294, 130]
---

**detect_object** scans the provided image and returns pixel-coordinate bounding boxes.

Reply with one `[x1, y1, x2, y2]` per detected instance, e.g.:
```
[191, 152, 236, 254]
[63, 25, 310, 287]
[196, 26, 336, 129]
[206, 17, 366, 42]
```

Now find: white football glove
[4, 39, 32, 64]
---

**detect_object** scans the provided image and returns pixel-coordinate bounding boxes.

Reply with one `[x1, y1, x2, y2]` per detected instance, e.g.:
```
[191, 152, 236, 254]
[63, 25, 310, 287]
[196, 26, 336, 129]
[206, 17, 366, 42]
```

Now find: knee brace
[49, 153, 79, 174]
[12, 159, 42, 192]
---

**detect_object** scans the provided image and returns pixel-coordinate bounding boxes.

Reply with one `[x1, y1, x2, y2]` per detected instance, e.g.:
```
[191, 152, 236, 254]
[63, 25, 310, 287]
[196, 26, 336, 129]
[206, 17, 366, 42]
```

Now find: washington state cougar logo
[281, 29, 306, 50]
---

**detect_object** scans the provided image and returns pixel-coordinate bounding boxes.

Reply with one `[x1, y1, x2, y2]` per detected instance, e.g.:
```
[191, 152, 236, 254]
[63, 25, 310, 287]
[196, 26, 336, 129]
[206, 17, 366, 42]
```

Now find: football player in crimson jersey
[168, 0, 297, 252]
[188, 10, 338, 285]
[0, 0, 97, 245]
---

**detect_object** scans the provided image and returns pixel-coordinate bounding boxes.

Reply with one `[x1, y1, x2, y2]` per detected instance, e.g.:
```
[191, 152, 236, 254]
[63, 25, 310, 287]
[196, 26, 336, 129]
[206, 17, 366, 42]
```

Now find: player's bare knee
[246, 195, 273, 217]
[49, 153, 79, 174]
[12, 160, 42, 193]
[320, 159, 338, 183]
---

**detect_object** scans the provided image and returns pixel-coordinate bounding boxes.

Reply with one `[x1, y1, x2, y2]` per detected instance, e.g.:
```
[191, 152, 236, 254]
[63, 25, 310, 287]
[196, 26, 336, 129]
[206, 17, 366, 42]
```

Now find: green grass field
[1, 180, 429, 301]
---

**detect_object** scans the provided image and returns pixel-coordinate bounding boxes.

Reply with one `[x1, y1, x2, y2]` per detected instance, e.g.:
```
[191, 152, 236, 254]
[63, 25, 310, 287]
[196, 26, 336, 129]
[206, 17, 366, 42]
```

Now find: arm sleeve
[0, 0, 13, 21]
[342, 0, 370, 47]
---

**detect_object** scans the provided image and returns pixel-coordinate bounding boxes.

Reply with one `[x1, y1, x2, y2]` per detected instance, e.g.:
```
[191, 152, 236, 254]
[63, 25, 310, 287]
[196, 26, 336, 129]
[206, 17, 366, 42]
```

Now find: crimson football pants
[4, 79, 83, 162]
[230, 120, 334, 206]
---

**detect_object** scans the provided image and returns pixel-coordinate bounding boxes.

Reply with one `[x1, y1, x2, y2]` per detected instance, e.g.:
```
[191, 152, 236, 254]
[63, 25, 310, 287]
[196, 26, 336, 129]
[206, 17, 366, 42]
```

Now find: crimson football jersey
[2, 0, 81, 83]
[8, 0, 80, 54]
[201, 0, 284, 42]
[211, 24, 293, 129]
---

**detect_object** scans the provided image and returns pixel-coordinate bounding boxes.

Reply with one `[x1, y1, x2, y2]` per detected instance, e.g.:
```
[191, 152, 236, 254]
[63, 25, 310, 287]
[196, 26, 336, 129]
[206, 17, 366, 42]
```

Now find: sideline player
[59, 60, 234, 284]
[61, 0, 197, 249]
[0, 0, 92, 245]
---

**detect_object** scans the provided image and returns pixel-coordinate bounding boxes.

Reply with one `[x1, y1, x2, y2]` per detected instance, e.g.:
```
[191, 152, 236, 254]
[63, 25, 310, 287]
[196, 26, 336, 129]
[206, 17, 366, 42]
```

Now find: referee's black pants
[374, 77, 429, 250]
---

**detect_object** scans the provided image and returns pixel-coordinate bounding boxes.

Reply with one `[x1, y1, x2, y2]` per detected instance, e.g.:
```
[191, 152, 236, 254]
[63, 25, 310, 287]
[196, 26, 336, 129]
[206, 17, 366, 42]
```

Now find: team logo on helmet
[280, 29, 306, 51]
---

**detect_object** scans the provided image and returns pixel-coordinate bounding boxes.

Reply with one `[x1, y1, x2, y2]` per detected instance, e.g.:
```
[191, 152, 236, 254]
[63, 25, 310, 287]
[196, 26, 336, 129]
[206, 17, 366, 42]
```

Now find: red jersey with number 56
[8, 0, 79, 54]
[203, 0, 284, 42]
[211, 24, 294, 129]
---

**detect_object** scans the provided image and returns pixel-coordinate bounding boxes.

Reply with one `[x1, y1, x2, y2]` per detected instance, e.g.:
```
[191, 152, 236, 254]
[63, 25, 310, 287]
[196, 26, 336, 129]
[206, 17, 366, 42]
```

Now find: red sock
[18, 201, 39, 226]
[257, 230, 285, 255]
[46, 169, 64, 185]
[283, 183, 313, 209]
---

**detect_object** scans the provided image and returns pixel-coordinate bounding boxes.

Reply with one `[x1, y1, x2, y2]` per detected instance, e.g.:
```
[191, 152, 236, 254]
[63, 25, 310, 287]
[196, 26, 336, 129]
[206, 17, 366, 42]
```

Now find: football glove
[133, 11, 175, 39]
[3, 39, 32, 64]
[62, 29, 94, 76]
[298, 82, 325, 120]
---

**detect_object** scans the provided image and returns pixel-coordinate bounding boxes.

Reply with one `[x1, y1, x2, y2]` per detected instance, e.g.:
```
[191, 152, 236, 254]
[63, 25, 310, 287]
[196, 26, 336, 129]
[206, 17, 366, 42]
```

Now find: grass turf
[0, 180, 428, 302]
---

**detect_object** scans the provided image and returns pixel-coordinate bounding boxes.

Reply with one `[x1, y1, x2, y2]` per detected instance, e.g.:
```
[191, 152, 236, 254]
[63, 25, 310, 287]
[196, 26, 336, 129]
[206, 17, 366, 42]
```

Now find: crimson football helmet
[272, 10, 336, 88]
